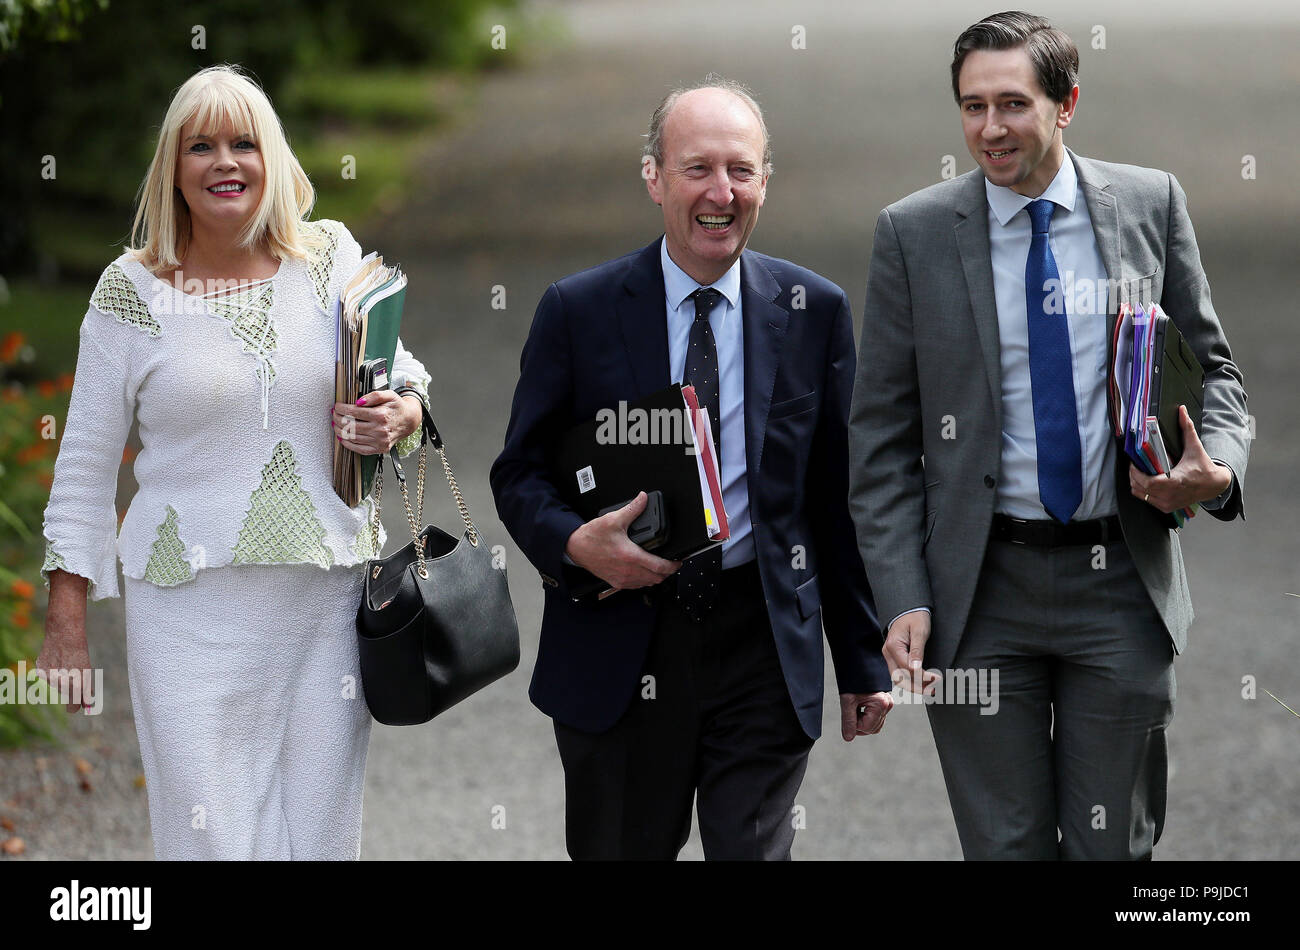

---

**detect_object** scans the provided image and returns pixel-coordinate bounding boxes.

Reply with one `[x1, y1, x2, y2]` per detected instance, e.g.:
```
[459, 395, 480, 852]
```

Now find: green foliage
[0, 0, 516, 276]
[279, 68, 446, 127]
[0, 280, 88, 372]
[0, 328, 73, 746]
[0, 0, 108, 56]
[296, 126, 419, 225]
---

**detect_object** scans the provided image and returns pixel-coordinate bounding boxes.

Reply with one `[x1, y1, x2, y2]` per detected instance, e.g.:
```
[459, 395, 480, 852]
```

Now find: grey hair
[643, 74, 773, 176]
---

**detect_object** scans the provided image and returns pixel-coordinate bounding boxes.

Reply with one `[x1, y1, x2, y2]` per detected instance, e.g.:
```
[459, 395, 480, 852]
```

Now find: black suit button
[984, 475, 996, 488]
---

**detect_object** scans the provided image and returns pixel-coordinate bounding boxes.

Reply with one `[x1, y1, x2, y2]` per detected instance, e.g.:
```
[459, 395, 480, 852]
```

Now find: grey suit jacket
[848, 150, 1249, 672]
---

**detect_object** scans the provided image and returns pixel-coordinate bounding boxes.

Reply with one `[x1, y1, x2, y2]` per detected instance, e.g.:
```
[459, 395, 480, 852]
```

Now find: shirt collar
[984, 149, 1078, 227]
[661, 237, 741, 311]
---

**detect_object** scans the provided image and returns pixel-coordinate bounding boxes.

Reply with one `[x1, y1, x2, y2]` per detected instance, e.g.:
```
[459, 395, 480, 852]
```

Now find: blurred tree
[0, 0, 512, 276]
[0, 0, 108, 55]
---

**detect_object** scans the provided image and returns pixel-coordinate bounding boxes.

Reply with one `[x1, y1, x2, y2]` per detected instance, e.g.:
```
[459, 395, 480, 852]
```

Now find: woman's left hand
[333, 390, 422, 456]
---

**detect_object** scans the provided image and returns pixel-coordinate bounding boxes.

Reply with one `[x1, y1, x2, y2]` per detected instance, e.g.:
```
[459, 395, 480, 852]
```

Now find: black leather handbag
[356, 400, 519, 725]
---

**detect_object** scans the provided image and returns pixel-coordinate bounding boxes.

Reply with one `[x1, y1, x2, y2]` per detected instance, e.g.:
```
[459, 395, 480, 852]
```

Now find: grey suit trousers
[926, 535, 1175, 860]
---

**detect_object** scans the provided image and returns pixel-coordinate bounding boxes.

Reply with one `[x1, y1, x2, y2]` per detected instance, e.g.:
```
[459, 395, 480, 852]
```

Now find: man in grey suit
[848, 11, 1249, 859]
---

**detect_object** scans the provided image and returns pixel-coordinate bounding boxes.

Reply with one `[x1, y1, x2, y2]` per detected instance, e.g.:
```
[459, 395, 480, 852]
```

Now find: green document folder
[358, 279, 407, 500]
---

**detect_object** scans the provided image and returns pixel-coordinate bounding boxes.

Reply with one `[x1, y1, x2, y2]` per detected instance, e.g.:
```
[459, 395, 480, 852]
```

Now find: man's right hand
[883, 608, 941, 695]
[564, 491, 682, 591]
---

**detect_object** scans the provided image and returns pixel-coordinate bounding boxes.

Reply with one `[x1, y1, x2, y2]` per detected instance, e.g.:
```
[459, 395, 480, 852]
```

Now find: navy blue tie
[1024, 199, 1082, 524]
[677, 287, 722, 621]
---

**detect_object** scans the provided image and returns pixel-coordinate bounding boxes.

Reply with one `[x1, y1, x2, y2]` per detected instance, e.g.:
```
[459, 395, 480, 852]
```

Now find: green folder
[357, 276, 408, 500]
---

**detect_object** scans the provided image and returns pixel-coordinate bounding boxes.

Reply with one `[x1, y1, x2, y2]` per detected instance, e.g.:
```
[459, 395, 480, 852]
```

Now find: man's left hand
[333, 390, 423, 456]
[839, 691, 894, 741]
[1130, 404, 1232, 513]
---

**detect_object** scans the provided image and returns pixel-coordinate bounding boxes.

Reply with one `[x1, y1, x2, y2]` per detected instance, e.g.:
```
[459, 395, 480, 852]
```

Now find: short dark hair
[951, 11, 1079, 104]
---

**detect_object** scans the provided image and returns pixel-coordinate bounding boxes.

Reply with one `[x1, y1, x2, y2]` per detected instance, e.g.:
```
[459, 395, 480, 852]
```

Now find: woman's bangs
[183, 84, 262, 145]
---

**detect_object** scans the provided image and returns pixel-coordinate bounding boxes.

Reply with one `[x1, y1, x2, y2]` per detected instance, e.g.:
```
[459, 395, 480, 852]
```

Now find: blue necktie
[1025, 199, 1082, 524]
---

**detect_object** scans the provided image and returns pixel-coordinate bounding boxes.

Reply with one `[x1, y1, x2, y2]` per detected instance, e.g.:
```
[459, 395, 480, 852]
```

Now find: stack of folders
[550, 383, 729, 600]
[333, 253, 408, 507]
[1108, 301, 1204, 529]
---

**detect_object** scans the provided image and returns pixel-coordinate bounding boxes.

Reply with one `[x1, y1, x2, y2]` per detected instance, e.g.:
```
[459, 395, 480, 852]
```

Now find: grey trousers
[927, 536, 1175, 860]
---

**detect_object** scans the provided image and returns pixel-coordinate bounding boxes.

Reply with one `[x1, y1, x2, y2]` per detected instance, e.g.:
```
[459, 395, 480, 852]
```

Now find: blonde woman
[35, 64, 431, 860]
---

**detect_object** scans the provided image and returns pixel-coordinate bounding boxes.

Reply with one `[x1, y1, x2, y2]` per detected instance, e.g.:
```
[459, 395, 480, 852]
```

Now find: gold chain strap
[366, 425, 478, 581]
[415, 438, 427, 523]
[397, 463, 428, 578]
[370, 464, 384, 554]
[437, 446, 479, 546]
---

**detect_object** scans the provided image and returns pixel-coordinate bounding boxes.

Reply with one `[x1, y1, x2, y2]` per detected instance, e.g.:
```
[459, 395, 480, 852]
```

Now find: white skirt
[123, 563, 370, 860]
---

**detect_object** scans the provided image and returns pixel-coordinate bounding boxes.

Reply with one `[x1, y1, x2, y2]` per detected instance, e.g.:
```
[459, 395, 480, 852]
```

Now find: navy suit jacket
[490, 238, 890, 739]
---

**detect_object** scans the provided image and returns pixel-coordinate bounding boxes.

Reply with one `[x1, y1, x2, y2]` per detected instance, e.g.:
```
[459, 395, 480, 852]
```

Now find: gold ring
[1144, 492, 1150, 503]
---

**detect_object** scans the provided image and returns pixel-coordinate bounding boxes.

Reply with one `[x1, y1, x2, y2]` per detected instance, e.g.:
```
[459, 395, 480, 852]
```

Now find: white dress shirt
[985, 154, 1117, 520]
[661, 239, 754, 569]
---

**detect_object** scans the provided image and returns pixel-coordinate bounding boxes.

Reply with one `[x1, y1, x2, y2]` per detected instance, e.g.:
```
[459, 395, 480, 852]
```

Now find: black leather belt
[719, 558, 761, 593]
[991, 513, 1122, 547]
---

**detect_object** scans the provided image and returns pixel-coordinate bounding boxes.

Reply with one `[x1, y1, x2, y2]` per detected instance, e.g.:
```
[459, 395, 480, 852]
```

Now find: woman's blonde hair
[129, 64, 323, 272]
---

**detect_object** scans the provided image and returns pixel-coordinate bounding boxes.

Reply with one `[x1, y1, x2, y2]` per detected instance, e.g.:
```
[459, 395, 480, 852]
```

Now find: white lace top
[41, 219, 431, 600]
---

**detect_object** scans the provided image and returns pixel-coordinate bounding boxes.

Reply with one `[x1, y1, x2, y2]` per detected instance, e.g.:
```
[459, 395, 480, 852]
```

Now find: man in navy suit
[491, 77, 892, 860]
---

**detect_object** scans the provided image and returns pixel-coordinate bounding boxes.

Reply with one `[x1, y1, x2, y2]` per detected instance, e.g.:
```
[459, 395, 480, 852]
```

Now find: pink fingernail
[356, 398, 367, 406]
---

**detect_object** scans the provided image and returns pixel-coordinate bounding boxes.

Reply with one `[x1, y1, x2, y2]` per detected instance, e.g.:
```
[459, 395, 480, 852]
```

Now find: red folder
[680, 385, 730, 542]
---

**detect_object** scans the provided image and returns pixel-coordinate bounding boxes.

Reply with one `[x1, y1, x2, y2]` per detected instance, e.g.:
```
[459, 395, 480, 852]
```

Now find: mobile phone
[598, 490, 669, 551]
[358, 357, 388, 395]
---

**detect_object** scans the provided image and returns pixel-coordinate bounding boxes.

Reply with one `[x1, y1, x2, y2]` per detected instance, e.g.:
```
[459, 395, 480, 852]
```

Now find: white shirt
[660, 240, 754, 568]
[985, 153, 1117, 520]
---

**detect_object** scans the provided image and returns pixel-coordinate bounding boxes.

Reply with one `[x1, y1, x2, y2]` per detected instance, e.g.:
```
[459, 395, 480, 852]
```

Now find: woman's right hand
[37, 570, 95, 714]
